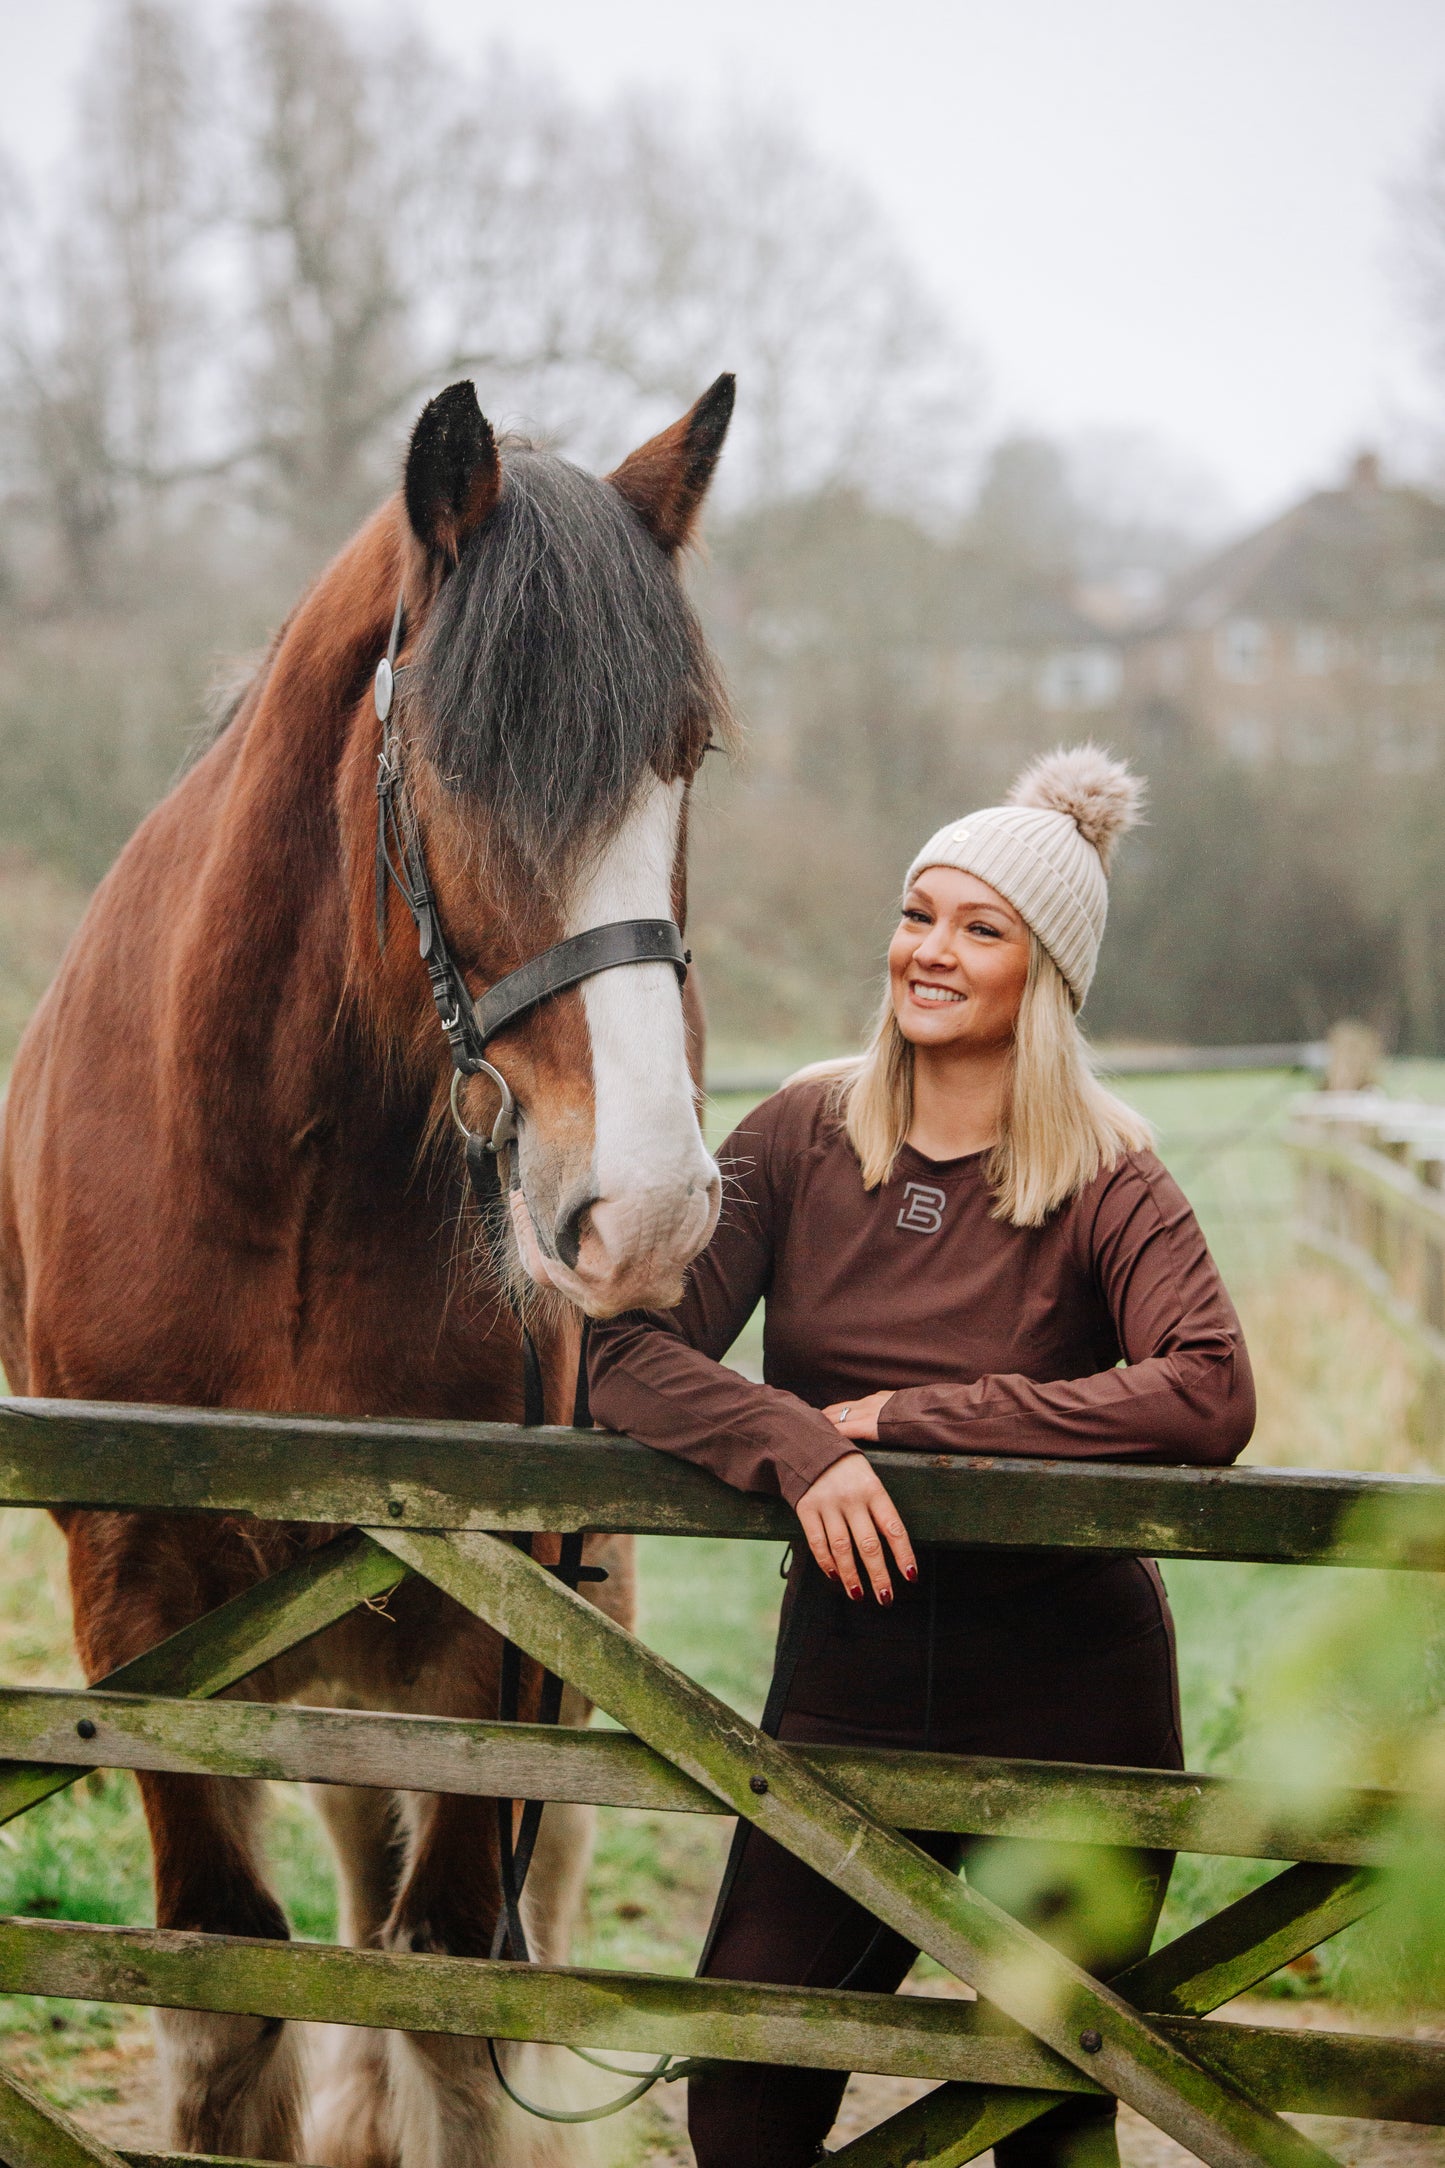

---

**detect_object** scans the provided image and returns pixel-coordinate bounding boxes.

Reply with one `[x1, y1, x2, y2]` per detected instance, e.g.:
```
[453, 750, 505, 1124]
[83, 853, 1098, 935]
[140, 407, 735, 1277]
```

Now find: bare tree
[0, 1, 212, 597]
[228, 1, 416, 541]
[1, 0, 978, 581]
[1396, 102, 1445, 402]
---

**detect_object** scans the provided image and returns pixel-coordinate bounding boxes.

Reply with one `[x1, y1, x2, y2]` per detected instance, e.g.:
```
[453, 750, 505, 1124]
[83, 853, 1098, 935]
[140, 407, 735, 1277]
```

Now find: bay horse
[0, 375, 735, 2166]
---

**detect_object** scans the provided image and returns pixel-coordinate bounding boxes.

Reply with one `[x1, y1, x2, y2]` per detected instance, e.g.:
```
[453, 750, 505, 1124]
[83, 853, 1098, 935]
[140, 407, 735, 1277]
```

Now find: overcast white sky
[8, 0, 1445, 522]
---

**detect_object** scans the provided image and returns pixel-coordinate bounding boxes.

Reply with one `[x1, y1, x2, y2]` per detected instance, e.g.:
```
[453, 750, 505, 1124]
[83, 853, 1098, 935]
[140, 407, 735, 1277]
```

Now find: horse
[0, 373, 736, 2167]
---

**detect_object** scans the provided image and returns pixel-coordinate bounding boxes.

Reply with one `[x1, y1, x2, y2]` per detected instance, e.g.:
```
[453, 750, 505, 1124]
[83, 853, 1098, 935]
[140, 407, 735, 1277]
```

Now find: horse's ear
[404, 382, 501, 563]
[607, 373, 735, 552]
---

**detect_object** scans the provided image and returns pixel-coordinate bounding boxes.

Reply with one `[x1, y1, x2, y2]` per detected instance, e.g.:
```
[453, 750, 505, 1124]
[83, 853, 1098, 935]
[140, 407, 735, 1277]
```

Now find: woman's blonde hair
[800, 937, 1152, 1228]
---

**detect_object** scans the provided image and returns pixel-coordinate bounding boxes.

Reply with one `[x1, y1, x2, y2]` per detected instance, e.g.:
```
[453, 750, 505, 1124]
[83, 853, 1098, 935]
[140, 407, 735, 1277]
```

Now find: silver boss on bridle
[372, 591, 690, 1164]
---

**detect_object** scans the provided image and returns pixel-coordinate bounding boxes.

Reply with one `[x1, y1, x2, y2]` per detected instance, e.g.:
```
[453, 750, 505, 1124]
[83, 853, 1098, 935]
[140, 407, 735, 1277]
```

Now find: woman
[588, 745, 1255, 2168]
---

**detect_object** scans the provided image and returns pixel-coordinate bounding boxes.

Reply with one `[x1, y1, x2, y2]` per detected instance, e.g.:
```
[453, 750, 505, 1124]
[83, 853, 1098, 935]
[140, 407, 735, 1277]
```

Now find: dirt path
[14, 1985, 1441, 2166]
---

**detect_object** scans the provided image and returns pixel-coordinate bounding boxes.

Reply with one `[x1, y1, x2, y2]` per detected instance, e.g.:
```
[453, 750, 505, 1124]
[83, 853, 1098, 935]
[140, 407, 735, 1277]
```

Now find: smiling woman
[840, 744, 1154, 1224]
[588, 743, 1257, 2168]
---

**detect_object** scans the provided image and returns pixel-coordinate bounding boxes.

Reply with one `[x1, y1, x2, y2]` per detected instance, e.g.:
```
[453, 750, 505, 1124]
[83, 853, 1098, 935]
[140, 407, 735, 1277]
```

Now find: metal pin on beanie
[904, 744, 1145, 1006]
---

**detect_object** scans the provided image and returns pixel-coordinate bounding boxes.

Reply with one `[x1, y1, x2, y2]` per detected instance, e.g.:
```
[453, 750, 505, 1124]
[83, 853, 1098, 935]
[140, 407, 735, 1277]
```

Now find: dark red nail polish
[849, 1585, 863, 1602]
[879, 1588, 893, 1606]
[904, 1565, 919, 1582]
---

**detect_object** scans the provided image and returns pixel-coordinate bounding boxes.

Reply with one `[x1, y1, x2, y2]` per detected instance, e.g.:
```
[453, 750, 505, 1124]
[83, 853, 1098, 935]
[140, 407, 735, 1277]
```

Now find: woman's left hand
[822, 1391, 894, 1442]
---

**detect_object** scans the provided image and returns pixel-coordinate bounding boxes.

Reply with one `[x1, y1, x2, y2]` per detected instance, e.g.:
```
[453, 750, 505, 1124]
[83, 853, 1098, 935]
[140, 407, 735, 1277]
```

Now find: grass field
[0, 1062, 1441, 2137]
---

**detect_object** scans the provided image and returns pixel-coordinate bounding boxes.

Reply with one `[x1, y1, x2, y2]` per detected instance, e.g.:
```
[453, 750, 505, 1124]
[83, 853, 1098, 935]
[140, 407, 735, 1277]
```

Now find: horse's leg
[304, 1781, 405, 2168]
[296, 1546, 624, 2168]
[376, 1584, 592, 2168]
[59, 1512, 308, 2157]
[141, 1769, 306, 2160]
[383, 1789, 592, 2168]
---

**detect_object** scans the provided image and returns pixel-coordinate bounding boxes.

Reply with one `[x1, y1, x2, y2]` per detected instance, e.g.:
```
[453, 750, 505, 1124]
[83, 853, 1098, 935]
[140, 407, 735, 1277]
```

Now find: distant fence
[707, 1040, 1329, 1099]
[1287, 1091, 1445, 1368]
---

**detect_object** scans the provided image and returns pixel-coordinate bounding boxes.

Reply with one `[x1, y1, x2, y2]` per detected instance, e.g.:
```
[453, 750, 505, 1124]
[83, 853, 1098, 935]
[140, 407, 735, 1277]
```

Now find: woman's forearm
[587, 1313, 852, 1503]
[875, 1338, 1255, 1466]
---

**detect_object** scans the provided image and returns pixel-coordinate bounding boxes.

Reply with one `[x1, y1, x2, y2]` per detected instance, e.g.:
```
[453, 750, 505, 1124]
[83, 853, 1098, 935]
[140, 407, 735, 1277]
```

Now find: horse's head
[376, 379, 733, 1318]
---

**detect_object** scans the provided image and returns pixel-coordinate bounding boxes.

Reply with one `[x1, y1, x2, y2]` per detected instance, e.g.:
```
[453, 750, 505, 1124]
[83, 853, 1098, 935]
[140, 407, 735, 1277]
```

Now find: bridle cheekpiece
[372, 590, 691, 1165]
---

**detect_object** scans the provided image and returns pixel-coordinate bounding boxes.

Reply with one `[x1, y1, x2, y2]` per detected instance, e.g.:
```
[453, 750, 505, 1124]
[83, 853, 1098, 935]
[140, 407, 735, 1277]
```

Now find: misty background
[4, 0, 1445, 1064]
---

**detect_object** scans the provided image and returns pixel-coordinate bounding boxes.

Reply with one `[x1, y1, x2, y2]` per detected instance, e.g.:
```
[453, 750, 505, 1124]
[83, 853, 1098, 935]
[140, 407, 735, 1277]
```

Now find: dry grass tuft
[1237, 1263, 1442, 1474]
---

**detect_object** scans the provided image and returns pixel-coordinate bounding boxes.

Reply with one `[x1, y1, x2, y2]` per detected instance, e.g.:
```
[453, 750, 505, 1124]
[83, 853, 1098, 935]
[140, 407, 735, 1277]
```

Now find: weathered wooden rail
[1288, 1090, 1445, 1368]
[0, 1399, 1438, 2168]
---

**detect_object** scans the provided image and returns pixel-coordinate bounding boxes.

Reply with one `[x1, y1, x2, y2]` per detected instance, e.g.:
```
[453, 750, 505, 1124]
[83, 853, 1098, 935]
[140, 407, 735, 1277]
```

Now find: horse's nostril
[555, 1189, 599, 1272]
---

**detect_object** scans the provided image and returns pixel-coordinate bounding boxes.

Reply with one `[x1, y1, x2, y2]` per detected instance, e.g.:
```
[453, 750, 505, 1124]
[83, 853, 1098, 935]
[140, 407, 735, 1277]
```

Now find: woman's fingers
[796, 1502, 839, 1584]
[844, 1497, 894, 1603]
[868, 1477, 918, 1585]
[794, 1453, 916, 1602]
[823, 1501, 865, 1597]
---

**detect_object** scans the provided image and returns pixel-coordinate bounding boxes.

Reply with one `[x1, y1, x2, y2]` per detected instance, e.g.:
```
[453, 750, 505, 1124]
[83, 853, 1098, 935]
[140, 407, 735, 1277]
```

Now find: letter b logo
[897, 1182, 946, 1234]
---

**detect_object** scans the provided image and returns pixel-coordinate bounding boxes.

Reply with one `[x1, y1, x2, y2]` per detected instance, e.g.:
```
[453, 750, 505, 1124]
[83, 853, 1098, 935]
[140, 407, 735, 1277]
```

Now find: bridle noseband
[372, 590, 690, 1162]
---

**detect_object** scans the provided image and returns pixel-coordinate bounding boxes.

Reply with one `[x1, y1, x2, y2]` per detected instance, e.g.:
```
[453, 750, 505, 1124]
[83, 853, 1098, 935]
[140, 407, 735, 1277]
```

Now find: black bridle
[372, 590, 690, 1159]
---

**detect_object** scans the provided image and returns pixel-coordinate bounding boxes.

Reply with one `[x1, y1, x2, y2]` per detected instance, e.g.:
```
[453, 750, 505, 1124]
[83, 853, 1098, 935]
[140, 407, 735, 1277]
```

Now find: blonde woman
[588, 746, 1255, 2168]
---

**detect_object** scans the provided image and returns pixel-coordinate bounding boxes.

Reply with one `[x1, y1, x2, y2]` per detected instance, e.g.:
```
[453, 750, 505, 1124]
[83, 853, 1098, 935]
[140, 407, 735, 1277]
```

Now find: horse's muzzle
[510, 1162, 721, 1317]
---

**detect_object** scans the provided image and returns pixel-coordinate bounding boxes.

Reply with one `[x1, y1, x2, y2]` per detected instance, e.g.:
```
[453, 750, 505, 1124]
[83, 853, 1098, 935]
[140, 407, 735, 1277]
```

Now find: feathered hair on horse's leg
[144, 1772, 306, 2158]
[305, 2024, 399, 2168]
[384, 2029, 596, 2168]
[154, 2007, 305, 2161]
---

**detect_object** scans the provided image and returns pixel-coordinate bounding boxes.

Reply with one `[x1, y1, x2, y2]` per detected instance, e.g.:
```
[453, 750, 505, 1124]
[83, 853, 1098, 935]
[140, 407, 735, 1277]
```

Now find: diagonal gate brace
[376, 1525, 1341, 2168]
[827, 1862, 1382, 2165]
[0, 1529, 404, 1828]
[0, 2059, 130, 2168]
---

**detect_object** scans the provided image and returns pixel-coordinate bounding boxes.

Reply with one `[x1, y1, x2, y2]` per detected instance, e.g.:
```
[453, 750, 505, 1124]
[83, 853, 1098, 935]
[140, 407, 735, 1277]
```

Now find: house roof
[1156, 463, 1445, 630]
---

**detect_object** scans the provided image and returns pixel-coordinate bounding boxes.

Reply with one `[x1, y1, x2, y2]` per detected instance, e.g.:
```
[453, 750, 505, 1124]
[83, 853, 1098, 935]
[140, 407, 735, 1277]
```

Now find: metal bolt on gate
[0, 1398, 1439, 2168]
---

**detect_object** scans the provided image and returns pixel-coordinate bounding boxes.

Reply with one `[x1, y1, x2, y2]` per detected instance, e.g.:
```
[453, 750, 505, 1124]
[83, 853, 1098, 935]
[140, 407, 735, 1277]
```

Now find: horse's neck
[173, 515, 417, 1171]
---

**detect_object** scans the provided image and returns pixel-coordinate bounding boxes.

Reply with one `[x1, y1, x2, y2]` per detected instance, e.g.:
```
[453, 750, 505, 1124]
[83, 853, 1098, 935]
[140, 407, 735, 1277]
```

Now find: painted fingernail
[849, 1585, 863, 1602]
[879, 1588, 893, 1606]
[904, 1565, 919, 1582]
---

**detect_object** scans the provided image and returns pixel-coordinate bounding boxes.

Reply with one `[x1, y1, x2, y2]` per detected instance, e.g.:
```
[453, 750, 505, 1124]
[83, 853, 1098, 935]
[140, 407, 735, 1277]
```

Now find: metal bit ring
[449, 1061, 517, 1154]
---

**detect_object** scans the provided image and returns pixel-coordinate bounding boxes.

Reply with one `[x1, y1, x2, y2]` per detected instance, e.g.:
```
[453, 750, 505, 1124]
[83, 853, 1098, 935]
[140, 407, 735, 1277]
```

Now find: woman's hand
[795, 1451, 916, 1603]
[821, 1390, 894, 1442]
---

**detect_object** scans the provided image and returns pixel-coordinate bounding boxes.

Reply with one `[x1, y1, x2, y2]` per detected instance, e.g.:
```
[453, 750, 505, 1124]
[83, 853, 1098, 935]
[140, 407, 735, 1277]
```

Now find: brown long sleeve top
[587, 1077, 1255, 1508]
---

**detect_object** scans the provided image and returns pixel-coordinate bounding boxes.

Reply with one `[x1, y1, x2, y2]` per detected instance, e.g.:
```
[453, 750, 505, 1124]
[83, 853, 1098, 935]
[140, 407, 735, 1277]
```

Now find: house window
[1215, 619, 1270, 682]
[1036, 648, 1123, 712]
[1294, 625, 1336, 675]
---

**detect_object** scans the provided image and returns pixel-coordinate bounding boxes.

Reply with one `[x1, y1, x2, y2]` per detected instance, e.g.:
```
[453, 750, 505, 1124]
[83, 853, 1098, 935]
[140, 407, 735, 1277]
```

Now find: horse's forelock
[414, 448, 725, 871]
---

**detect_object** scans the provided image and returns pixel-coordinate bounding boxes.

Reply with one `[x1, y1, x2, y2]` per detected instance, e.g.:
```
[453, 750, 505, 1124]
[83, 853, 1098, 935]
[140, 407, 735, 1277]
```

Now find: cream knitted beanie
[904, 745, 1144, 1006]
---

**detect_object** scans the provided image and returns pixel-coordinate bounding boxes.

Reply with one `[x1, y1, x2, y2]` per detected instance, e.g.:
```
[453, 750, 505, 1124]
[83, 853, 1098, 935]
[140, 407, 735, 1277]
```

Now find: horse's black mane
[417, 446, 725, 869]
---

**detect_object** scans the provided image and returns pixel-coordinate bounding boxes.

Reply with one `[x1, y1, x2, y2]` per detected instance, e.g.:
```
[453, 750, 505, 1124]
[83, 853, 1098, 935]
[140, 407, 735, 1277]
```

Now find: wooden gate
[0, 1398, 1439, 2168]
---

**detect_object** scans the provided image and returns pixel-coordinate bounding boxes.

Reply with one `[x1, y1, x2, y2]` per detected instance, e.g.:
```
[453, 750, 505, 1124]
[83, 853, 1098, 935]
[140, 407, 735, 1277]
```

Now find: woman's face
[888, 866, 1031, 1054]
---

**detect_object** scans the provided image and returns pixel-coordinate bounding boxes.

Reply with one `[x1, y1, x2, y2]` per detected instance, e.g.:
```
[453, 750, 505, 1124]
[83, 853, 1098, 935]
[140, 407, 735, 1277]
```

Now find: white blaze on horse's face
[512, 775, 721, 1315]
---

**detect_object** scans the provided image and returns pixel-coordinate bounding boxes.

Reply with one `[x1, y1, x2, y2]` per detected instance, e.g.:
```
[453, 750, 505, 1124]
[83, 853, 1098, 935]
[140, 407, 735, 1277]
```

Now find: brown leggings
[690, 1547, 1183, 2168]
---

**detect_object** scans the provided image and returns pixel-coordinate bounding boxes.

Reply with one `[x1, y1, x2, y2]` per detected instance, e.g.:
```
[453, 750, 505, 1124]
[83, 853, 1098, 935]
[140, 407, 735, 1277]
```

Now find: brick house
[1126, 454, 1445, 771]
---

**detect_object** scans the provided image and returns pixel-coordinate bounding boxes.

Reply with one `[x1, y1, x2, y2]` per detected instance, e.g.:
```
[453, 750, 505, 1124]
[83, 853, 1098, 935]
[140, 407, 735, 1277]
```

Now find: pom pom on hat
[904, 744, 1145, 1006]
[1006, 743, 1145, 874]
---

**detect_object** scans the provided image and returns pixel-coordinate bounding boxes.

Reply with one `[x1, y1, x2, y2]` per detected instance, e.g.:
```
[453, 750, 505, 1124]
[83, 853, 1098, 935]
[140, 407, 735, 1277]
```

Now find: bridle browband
[372, 590, 690, 1157]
